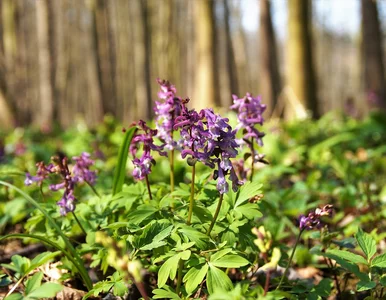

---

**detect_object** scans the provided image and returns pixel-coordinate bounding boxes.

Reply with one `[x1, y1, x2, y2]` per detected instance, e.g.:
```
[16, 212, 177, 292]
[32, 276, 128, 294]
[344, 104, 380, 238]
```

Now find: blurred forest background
[0, 0, 386, 130]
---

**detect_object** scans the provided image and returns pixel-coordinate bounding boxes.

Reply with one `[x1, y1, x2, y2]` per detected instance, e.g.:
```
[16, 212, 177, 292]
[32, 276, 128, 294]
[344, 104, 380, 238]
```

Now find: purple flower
[57, 190, 76, 216]
[174, 107, 242, 194]
[130, 120, 166, 181]
[299, 205, 334, 231]
[132, 154, 153, 181]
[154, 79, 184, 150]
[231, 93, 266, 148]
[72, 152, 97, 185]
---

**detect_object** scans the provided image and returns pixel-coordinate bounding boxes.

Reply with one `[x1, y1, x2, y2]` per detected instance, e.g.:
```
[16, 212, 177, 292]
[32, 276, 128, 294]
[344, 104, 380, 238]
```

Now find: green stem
[145, 175, 152, 200]
[206, 193, 224, 236]
[72, 211, 87, 235]
[276, 229, 303, 290]
[176, 259, 184, 295]
[0, 181, 93, 290]
[170, 149, 175, 196]
[86, 180, 101, 198]
[250, 137, 255, 181]
[186, 165, 196, 225]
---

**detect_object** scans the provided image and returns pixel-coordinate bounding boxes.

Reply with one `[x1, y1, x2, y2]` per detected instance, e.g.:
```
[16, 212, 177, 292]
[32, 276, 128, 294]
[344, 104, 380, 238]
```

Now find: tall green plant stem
[276, 229, 304, 290]
[250, 137, 255, 181]
[0, 181, 93, 290]
[170, 149, 175, 206]
[72, 211, 87, 235]
[86, 180, 101, 198]
[206, 193, 224, 236]
[186, 165, 196, 225]
[176, 259, 184, 295]
[145, 174, 152, 200]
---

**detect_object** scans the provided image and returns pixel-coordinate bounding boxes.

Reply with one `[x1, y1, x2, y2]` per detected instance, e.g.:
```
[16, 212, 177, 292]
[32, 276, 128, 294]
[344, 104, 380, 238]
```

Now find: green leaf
[4, 294, 23, 300]
[25, 272, 43, 294]
[234, 182, 263, 208]
[371, 253, 386, 268]
[210, 248, 233, 262]
[357, 280, 376, 292]
[183, 264, 208, 294]
[313, 278, 333, 297]
[11, 255, 30, 275]
[178, 225, 209, 249]
[157, 254, 180, 288]
[210, 255, 249, 268]
[234, 203, 263, 219]
[153, 286, 182, 299]
[113, 281, 127, 296]
[327, 249, 368, 266]
[135, 222, 173, 251]
[355, 228, 376, 261]
[127, 205, 157, 225]
[206, 264, 233, 294]
[380, 275, 386, 287]
[30, 251, 61, 271]
[112, 127, 137, 195]
[27, 282, 63, 298]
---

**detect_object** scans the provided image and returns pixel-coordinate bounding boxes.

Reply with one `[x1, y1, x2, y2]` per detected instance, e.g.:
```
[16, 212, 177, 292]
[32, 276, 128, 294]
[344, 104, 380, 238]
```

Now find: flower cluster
[130, 120, 166, 181]
[72, 152, 97, 185]
[174, 106, 242, 194]
[25, 152, 97, 215]
[154, 79, 184, 150]
[299, 204, 334, 231]
[231, 93, 266, 161]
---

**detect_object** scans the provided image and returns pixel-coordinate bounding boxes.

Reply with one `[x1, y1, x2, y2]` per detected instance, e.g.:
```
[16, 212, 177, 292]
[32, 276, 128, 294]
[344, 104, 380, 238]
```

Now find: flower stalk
[206, 193, 224, 236]
[186, 165, 196, 225]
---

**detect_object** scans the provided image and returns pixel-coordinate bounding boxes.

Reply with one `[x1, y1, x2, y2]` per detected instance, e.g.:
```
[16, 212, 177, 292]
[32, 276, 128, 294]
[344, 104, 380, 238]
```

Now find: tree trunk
[89, 0, 117, 116]
[130, 0, 152, 120]
[194, 0, 219, 109]
[361, 0, 386, 110]
[287, 0, 319, 118]
[223, 0, 238, 103]
[36, 0, 54, 130]
[259, 0, 282, 116]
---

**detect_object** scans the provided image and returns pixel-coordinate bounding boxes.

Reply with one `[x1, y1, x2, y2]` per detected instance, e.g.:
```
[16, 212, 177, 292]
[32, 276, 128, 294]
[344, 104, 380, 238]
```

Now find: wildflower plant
[4, 79, 382, 300]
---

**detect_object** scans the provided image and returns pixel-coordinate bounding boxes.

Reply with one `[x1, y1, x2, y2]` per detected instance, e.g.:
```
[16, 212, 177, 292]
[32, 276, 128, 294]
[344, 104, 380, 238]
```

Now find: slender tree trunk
[361, 0, 386, 110]
[194, 0, 219, 109]
[130, 0, 152, 120]
[223, 0, 238, 100]
[89, 0, 116, 116]
[287, 0, 319, 118]
[259, 0, 282, 116]
[36, 0, 54, 130]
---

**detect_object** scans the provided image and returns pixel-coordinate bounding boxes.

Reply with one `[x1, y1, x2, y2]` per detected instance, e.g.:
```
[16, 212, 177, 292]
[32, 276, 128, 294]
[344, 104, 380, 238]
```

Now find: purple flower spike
[231, 93, 266, 148]
[130, 120, 166, 181]
[154, 79, 184, 150]
[299, 205, 334, 231]
[72, 152, 97, 185]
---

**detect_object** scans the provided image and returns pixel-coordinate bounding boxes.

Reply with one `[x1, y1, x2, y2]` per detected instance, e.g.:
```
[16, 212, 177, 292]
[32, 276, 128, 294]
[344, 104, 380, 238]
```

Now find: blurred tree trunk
[194, 0, 219, 109]
[223, 0, 238, 102]
[0, 0, 16, 129]
[130, 0, 152, 120]
[89, 0, 116, 116]
[36, 0, 54, 130]
[259, 0, 282, 116]
[361, 0, 386, 110]
[287, 0, 319, 118]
